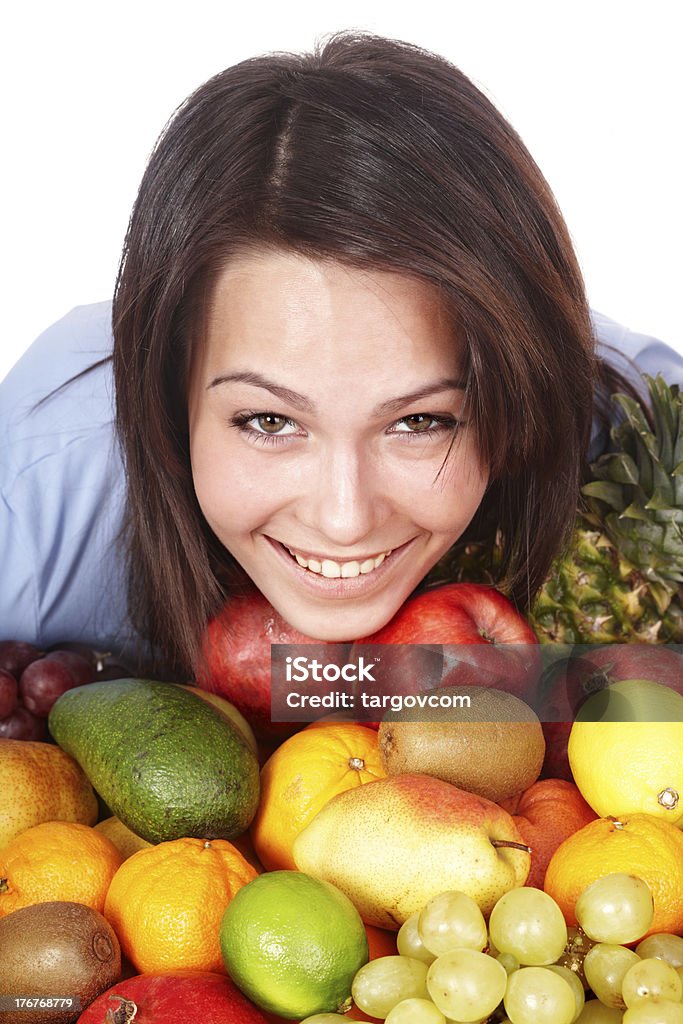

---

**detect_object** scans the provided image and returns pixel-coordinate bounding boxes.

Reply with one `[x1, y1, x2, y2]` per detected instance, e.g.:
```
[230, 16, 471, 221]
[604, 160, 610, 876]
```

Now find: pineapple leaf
[648, 374, 677, 464]
[613, 501, 654, 524]
[604, 452, 640, 485]
[581, 479, 629, 511]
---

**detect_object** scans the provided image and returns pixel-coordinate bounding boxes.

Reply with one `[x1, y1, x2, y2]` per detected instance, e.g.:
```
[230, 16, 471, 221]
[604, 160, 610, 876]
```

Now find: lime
[219, 870, 369, 1019]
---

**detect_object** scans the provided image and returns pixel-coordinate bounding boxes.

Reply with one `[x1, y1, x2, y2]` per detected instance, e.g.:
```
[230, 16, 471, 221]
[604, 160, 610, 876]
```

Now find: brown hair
[113, 32, 598, 674]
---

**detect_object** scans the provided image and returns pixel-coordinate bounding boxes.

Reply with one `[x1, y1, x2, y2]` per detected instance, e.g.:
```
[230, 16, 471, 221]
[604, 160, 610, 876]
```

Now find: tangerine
[0, 820, 122, 917]
[250, 722, 384, 870]
[544, 813, 683, 937]
[503, 778, 597, 888]
[103, 836, 257, 973]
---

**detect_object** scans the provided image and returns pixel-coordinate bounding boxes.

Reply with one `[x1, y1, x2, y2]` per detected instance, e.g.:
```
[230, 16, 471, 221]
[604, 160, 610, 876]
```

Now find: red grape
[46, 649, 96, 686]
[0, 668, 19, 718]
[19, 658, 79, 717]
[0, 640, 41, 678]
[0, 704, 48, 740]
[49, 641, 98, 668]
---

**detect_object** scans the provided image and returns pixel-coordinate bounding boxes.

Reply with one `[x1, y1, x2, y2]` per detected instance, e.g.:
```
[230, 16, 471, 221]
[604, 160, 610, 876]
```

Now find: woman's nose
[299, 444, 384, 548]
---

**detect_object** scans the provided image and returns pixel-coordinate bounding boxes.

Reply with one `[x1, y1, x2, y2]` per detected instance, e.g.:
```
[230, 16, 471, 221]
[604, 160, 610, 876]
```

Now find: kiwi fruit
[378, 685, 545, 802]
[0, 901, 121, 1023]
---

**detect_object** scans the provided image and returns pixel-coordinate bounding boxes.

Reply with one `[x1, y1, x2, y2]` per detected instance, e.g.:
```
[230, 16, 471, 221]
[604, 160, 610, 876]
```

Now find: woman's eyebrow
[208, 371, 314, 410]
[208, 371, 466, 414]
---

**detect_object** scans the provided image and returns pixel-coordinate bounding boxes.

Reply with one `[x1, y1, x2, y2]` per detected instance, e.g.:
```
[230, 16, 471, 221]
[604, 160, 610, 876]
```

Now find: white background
[2, 0, 681, 383]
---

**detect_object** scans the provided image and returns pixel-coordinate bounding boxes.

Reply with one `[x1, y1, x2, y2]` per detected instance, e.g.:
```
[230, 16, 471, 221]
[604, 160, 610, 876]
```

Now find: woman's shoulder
[1, 301, 115, 442]
[0, 301, 132, 653]
[591, 309, 683, 384]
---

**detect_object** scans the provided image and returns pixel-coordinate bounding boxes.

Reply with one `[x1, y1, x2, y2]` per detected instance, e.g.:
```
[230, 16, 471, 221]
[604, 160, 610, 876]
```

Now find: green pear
[293, 773, 530, 929]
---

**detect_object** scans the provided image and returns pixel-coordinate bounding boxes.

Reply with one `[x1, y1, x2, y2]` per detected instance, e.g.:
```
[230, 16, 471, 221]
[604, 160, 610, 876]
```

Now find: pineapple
[436, 375, 683, 643]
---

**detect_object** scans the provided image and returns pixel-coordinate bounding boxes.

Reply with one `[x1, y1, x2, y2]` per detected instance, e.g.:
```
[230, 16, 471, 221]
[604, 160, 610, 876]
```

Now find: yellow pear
[94, 816, 152, 859]
[0, 740, 98, 847]
[293, 773, 530, 929]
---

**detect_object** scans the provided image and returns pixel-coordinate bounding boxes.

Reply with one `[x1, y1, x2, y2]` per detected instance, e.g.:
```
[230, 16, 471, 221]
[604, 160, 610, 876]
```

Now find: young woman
[1, 32, 680, 675]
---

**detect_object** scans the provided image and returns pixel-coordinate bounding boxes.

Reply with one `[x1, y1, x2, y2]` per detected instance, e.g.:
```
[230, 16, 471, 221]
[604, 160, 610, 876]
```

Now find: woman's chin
[270, 596, 403, 644]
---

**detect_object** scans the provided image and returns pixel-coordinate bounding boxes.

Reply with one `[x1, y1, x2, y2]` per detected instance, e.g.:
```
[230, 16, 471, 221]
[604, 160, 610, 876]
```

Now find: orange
[250, 722, 385, 871]
[544, 812, 683, 937]
[0, 820, 122, 917]
[502, 778, 597, 889]
[103, 836, 257, 973]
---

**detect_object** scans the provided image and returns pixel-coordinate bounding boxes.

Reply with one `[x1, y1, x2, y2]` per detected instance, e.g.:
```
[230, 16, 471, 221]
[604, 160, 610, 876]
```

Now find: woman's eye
[396, 414, 438, 433]
[250, 413, 297, 435]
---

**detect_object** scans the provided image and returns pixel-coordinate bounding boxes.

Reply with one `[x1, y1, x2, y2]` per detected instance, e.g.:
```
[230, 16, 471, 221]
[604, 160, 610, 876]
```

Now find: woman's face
[188, 249, 488, 641]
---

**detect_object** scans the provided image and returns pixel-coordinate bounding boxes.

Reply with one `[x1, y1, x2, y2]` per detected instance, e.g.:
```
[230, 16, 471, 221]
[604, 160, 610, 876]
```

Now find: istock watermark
[270, 643, 683, 724]
[284, 655, 377, 683]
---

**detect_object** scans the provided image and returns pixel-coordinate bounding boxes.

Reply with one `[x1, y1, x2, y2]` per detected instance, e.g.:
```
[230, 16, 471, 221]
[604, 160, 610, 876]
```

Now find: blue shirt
[1, 302, 681, 654]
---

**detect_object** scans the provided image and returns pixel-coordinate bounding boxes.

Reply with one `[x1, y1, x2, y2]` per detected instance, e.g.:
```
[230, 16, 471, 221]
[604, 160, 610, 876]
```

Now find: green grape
[299, 1016, 349, 1023]
[418, 891, 488, 955]
[583, 942, 640, 1009]
[384, 997, 446, 1023]
[351, 955, 429, 1019]
[547, 964, 586, 1021]
[503, 966, 576, 1024]
[622, 999, 683, 1022]
[575, 999, 625, 1022]
[575, 873, 654, 944]
[398, 913, 437, 964]
[636, 934, 683, 969]
[497, 951, 521, 975]
[426, 948, 507, 1021]
[488, 887, 567, 965]
[622, 957, 683, 1008]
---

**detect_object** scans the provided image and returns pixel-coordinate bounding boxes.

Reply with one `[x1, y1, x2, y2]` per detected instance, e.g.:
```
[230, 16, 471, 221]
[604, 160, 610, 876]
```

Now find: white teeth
[286, 546, 391, 578]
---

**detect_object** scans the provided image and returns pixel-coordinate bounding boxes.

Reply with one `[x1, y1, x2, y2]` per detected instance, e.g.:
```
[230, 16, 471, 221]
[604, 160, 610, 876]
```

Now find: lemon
[219, 870, 369, 1019]
[569, 681, 683, 827]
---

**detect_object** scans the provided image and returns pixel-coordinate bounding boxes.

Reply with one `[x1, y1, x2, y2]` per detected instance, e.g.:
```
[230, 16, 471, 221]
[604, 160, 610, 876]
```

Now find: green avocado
[48, 679, 260, 844]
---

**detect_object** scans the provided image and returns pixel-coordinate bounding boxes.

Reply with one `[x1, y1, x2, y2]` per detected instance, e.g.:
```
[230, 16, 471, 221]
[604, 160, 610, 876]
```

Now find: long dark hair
[113, 32, 600, 673]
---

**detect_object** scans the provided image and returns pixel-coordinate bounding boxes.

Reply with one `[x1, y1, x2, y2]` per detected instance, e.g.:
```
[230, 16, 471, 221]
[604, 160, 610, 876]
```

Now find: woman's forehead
[199, 247, 465, 372]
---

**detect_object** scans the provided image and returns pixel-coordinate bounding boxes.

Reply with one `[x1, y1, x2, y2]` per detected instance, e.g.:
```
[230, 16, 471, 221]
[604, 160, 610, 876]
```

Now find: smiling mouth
[283, 545, 393, 579]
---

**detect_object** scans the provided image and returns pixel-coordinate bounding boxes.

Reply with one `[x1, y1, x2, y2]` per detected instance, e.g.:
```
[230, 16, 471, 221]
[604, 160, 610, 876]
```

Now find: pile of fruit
[2, 375, 683, 1023]
[1, 640, 683, 1023]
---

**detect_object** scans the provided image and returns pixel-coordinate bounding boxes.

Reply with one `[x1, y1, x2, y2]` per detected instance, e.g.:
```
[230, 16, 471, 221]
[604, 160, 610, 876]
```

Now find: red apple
[539, 721, 574, 782]
[197, 588, 350, 738]
[77, 971, 273, 1024]
[565, 643, 683, 713]
[352, 583, 541, 705]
